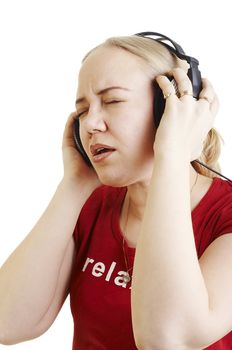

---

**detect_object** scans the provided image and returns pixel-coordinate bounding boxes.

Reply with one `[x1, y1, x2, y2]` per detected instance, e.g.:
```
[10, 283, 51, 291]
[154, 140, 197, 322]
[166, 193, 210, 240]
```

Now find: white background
[0, 0, 231, 348]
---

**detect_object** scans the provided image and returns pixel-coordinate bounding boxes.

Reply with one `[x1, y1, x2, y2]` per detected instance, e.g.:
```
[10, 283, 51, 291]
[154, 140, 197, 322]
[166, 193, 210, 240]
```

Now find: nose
[83, 107, 107, 134]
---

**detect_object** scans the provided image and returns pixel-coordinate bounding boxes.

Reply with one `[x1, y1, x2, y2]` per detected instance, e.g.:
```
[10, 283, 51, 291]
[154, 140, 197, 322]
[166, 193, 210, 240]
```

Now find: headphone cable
[193, 160, 232, 182]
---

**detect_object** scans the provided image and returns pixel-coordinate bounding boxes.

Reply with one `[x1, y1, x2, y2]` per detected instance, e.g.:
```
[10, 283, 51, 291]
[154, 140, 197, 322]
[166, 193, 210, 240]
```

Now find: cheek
[124, 110, 155, 146]
[119, 119, 155, 161]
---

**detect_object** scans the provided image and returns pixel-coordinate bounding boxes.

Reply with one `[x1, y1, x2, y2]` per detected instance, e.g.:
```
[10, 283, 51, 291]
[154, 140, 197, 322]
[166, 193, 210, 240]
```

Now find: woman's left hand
[154, 68, 219, 161]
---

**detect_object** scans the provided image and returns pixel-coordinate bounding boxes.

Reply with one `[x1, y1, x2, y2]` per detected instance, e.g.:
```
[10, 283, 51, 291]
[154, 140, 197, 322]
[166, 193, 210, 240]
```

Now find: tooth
[96, 148, 104, 153]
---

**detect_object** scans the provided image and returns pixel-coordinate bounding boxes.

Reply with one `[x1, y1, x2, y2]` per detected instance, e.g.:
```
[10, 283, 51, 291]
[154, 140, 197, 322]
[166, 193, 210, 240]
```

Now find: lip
[90, 143, 116, 156]
[92, 149, 115, 163]
[90, 143, 116, 163]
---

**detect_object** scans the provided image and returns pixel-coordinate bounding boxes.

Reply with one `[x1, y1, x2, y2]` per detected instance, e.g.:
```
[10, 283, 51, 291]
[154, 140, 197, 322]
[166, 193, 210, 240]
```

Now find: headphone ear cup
[153, 85, 165, 129]
[73, 119, 92, 167]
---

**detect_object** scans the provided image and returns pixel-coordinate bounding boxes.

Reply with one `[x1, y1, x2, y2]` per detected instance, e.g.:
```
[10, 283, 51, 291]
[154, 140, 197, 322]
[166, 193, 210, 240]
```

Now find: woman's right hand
[62, 112, 101, 192]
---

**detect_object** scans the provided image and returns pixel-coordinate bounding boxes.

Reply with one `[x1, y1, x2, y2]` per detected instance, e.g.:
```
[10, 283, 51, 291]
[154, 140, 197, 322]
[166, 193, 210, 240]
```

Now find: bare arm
[0, 113, 101, 345]
[0, 179, 91, 344]
[132, 154, 209, 349]
[131, 70, 220, 349]
[132, 154, 232, 350]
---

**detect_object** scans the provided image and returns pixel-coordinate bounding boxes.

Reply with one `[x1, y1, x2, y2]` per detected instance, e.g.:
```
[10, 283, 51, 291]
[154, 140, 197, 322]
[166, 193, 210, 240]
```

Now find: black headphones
[135, 31, 202, 128]
[73, 31, 231, 182]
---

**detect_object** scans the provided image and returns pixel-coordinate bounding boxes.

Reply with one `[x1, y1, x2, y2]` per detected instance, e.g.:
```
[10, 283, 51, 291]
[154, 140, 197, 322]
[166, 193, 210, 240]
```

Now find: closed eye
[104, 100, 123, 104]
[76, 100, 124, 118]
[76, 110, 88, 118]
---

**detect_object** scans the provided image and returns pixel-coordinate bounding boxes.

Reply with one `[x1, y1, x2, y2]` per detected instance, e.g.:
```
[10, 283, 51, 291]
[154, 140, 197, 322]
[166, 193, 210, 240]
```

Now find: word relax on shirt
[82, 256, 132, 289]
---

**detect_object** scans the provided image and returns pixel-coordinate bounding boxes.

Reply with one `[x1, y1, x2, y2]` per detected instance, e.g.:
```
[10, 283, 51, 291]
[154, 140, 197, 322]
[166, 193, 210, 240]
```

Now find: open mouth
[91, 147, 116, 162]
[90, 144, 116, 163]
[94, 147, 115, 155]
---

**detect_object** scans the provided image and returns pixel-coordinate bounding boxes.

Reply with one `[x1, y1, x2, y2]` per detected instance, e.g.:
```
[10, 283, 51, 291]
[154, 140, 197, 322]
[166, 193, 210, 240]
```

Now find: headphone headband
[134, 31, 186, 56]
[134, 31, 201, 98]
[134, 31, 199, 66]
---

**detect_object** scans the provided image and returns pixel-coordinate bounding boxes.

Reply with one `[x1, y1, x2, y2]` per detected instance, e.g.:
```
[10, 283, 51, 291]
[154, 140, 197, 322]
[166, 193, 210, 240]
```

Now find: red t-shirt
[69, 177, 232, 349]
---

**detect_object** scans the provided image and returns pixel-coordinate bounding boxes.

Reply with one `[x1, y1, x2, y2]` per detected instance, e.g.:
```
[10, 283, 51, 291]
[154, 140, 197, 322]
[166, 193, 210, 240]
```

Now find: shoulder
[192, 176, 232, 256]
[207, 176, 232, 198]
[197, 176, 232, 213]
[211, 178, 232, 219]
[197, 176, 232, 345]
[213, 178, 232, 234]
[205, 177, 232, 239]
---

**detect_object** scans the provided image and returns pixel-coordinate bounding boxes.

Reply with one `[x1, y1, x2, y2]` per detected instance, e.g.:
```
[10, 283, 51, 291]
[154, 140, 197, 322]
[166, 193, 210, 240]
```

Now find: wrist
[59, 176, 96, 200]
[152, 149, 191, 180]
[151, 150, 191, 190]
[58, 176, 101, 199]
[154, 145, 191, 165]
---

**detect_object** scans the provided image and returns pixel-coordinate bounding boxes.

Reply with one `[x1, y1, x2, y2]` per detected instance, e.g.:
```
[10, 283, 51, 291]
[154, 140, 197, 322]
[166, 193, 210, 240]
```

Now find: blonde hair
[83, 35, 223, 179]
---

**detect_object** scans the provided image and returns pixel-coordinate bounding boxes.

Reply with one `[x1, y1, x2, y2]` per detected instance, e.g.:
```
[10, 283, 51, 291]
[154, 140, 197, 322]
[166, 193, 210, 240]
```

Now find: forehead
[77, 46, 151, 95]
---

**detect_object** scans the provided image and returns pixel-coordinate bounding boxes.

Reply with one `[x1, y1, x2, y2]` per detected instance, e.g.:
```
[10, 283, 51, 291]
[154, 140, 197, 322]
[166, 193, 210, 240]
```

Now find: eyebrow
[75, 86, 131, 106]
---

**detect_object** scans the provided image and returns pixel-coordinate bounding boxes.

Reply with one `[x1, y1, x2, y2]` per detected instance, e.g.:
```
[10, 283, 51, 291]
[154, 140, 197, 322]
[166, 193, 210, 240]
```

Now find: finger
[63, 112, 78, 136]
[199, 78, 215, 103]
[172, 68, 193, 98]
[156, 75, 177, 100]
[62, 112, 78, 148]
[198, 78, 219, 112]
[210, 94, 220, 115]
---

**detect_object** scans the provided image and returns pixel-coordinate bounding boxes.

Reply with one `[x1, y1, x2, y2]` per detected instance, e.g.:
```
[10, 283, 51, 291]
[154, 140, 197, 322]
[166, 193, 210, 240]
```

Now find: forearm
[0, 178, 90, 332]
[131, 153, 209, 348]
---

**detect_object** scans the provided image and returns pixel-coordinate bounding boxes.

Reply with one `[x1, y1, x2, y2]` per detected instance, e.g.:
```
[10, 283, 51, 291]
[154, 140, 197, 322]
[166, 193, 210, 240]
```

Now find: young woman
[0, 33, 232, 349]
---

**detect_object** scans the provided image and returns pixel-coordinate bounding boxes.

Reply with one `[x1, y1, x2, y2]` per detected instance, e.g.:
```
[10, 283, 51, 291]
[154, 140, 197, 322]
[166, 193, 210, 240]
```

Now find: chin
[96, 169, 131, 188]
[96, 170, 143, 188]
[94, 157, 154, 188]
[98, 175, 127, 188]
